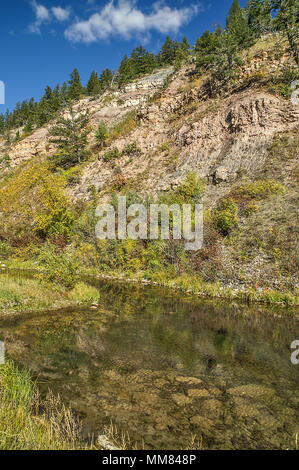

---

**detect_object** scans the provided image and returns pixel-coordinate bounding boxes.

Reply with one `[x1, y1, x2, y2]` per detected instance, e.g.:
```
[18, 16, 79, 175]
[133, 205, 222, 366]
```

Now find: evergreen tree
[194, 27, 223, 70]
[95, 121, 108, 148]
[0, 114, 5, 134]
[174, 37, 191, 70]
[131, 46, 157, 76]
[49, 106, 91, 169]
[181, 36, 191, 53]
[68, 68, 83, 101]
[161, 36, 179, 65]
[271, 0, 299, 65]
[60, 82, 69, 103]
[226, 0, 254, 49]
[246, 0, 273, 36]
[99, 69, 114, 91]
[118, 54, 133, 86]
[195, 24, 244, 81]
[87, 71, 101, 96]
[44, 85, 53, 101]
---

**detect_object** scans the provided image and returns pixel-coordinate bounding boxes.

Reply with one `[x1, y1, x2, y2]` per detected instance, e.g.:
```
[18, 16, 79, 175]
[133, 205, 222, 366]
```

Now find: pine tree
[49, 106, 91, 169]
[161, 36, 179, 65]
[271, 0, 299, 65]
[181, 37, 191, 53]
[118, 55, 133, 86]
[246, 0, 273, 36]
[174, 38, 190, 71]
[95, 121, 108, 148]
[87, 71, 101, 96]
[226, 0, 254, 48]
[194, 27, 223, 70]
[68, 68, 83, 101]
[99, 69, 114, 91]
[131, 46, 157, 76]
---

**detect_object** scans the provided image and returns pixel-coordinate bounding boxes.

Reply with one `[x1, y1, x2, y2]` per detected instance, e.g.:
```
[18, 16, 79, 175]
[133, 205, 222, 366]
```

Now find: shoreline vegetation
[0, 263, 297, 319]
[0, 360, 94, 450]
[0, 272, 100, 315]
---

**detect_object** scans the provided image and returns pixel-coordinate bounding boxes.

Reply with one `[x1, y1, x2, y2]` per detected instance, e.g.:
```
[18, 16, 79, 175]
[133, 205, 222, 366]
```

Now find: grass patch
[0, 275, 71, 313]
[109, 111, 138, 142]
[69, 282, 100, 305]
[0, 361, 93, 450]
[0, 273, 101, 314]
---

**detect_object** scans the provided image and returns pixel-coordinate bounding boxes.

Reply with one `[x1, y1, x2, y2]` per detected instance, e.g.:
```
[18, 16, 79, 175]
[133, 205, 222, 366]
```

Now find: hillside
[0, 36, 298, 305]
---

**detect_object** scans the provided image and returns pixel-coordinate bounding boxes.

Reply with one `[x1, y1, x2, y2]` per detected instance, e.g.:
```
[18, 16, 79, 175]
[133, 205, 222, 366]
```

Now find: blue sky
[0, 0, 247, 112]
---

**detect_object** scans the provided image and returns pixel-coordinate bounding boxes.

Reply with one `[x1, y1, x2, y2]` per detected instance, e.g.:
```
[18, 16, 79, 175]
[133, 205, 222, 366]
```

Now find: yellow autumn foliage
[0, 162, 74, 243]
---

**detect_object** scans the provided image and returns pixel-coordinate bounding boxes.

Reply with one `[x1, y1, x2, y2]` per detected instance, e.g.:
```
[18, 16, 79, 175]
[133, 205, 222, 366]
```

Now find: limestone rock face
[1, 54, 298, 204]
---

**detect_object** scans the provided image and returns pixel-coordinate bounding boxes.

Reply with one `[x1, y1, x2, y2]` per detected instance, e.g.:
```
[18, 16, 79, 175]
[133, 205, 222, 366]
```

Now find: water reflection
[0, 279, 298, 449]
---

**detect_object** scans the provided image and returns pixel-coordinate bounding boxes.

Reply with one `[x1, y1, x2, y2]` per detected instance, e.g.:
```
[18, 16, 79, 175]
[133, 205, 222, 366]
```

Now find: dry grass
[0, 274, 71, 313]
[0, 361, 92, 450]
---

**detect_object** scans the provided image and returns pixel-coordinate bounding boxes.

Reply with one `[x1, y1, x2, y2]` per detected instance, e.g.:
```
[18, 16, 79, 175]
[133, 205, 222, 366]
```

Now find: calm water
[0, 276, 298, 449]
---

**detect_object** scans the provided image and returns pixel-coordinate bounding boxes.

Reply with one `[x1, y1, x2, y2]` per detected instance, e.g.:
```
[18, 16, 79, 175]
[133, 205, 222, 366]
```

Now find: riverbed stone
[172, 393, 192, 406]
[176, 376, 202, 385]
[188, 389, 210, 399]
[203, 399, 223, 417]
[190, 415, 214, 433]
[154, 378, 168, 388]
[227, 384, 274, 399]
[232, 397, 260, 418]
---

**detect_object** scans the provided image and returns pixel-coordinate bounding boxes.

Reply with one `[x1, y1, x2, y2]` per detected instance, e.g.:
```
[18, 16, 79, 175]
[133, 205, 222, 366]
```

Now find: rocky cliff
[0, 37, 298, 298]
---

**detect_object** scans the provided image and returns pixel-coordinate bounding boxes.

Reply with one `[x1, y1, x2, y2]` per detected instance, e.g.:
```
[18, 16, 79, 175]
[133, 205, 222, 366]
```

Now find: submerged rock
[227, 384, 274, 399]
[172, 393, 192, 406]
[176, 376, 202, 385]
[188, 389, 210, 399]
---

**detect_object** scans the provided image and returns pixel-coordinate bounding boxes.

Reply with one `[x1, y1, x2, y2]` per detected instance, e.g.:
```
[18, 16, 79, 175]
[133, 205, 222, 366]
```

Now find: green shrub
[0, 163, 75, 244]
[64, 166, 82, 186]
[38, 245, 79, 289]
[268, 68, 299, 98]
[122, 141, 142, 158]
[0, 153, 11, 168]
[0, 241, 13, 258]
[110, 111, 137, 141]
[261, 290, 296, 306]
[103, 147, 120, 162]
[212, 198, 238, 236]
[238, 180, 285, 200]
[162, 172, 205, 205]
[95, 121, 108, 148]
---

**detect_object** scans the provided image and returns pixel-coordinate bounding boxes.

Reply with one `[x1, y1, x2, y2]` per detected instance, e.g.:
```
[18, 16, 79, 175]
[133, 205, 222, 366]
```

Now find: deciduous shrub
[237, 179, 285, 200]
[162, 172, 205, 205]
[212, 198, 238, 236]
[38, 245, 79, 289]
[0, 163, 75, 244]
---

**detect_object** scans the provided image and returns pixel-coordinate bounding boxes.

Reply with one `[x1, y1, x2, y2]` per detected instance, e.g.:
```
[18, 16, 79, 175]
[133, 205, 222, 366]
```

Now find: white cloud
[28, 2, 71, 34]
[28, 1, 50, 34]
[65, 0, 202, 43]
[51, 6, 71, 22]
